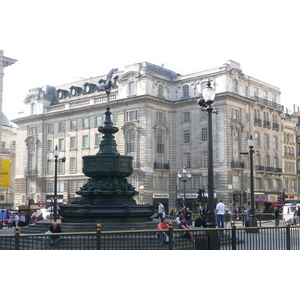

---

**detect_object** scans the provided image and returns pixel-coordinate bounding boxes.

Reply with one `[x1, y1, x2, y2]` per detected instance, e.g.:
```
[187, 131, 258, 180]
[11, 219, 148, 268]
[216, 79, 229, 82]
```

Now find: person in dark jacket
[48, 222, 62, 246]
[274, 207, 280, 227]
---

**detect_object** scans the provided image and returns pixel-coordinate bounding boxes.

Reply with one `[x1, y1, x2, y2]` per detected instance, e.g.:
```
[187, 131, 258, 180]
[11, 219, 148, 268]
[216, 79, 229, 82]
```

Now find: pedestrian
[224, 210, 231, 228]
[194, 215, 202, 227]
[14, 214, 20, 227]
[297, 206, 300, 225]
[199, 205, 206, 216]
[274, 207, 280, 226]
[19, 214, 26, 227]
[178, 207, 185, 219]
[47, 222, 62, 246]
[7, 216, 12, 228]
[31, 211, 37, 223]
[157, 202, 164, 219]
[156, 218, 170, 245]
[184, 207, 192, 225]
[179, 217, 195, 242]
[216, 199, 225, 228]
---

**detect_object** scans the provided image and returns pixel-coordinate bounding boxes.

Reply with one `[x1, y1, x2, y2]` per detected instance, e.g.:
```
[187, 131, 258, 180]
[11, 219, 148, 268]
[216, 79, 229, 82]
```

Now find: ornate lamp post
[53, 146, 66, 222]
[197, 79, 217, 228]
[177, 167, 191, 208]
[241, 135, 258, 232]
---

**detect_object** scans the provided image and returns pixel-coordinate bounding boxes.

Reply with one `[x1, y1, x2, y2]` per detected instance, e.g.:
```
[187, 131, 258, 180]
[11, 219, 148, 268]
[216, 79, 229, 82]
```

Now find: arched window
[128, 82, 135, 95]
[182, 85, 189, 97]
[158, 85, 164, 97]
[233, 79, 239, 93]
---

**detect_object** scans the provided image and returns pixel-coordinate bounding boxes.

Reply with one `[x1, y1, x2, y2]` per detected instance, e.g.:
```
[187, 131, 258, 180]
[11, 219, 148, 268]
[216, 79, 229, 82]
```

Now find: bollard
[285, 220, 291, 250]
[168, 222, 174, 250]
[15, 226, 20, 250]
[96, 224, 102, 250]
[231, 221, 236, 250]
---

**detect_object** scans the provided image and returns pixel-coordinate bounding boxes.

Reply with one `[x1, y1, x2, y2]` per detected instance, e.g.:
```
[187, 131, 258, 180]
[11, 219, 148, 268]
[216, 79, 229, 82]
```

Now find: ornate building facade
[12, 60, 288, 212]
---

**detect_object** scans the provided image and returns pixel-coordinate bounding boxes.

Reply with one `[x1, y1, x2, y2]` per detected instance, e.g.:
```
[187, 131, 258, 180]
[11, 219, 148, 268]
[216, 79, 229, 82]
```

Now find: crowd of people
[4, 211, 41, 228]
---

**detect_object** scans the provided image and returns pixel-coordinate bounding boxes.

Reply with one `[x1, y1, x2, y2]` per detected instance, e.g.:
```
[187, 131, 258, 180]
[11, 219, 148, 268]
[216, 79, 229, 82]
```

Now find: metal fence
[1, 223, 300, 250]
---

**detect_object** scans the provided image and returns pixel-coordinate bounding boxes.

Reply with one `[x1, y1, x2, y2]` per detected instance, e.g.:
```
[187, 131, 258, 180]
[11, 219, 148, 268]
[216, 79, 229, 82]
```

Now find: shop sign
[254, 195, 268, 202]
[153, 193, 169, 198]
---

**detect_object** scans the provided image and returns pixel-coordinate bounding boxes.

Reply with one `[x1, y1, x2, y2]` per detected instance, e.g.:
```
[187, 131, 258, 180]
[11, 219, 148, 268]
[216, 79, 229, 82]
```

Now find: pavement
[0, 219, 283, 236]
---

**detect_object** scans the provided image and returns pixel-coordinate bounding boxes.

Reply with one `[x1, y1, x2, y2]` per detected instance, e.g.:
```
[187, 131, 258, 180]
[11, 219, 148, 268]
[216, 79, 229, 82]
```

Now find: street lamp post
[241, 135, 258, 232]
[177, 167, 191, 208]
[53, 146, 66, 222]
[197, 79, 217, 228]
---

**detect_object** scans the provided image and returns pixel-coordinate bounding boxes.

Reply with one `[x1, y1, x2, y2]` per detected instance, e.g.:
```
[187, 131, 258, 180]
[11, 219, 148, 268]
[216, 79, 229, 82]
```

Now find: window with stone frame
[182, 85, 189, 97]
[201, 128, 208, 141]
[183, 130, 191, 143]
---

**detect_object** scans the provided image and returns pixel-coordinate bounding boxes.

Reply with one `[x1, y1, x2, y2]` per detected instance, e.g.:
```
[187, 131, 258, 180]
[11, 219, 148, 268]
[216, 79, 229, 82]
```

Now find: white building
[12, 60, 285, 213]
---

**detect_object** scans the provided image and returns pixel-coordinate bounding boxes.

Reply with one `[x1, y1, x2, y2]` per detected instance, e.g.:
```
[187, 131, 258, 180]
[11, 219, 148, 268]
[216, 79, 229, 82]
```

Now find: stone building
[12, 60, 285, 212]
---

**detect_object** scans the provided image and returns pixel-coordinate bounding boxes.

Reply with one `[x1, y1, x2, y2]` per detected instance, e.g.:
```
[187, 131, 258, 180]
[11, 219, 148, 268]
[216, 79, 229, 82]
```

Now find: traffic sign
[38, 201, 45, 207]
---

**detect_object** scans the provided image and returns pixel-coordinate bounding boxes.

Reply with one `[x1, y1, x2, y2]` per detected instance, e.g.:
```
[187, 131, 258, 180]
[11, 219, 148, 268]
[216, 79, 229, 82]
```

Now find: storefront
[255, 194, 279, 212]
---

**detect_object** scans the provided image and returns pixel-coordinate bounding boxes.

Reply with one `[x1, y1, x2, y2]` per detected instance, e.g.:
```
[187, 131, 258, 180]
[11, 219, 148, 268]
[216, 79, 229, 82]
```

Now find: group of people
[5, 211, 41, 228]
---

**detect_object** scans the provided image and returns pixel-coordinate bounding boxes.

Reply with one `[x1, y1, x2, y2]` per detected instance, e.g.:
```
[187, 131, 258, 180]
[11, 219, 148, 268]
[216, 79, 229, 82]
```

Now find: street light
[53, 146, 66, 222]
[240, 135, 258, 232]
[177, 167, 192, 208]
[247, 135, 258, 230]
[197, 79, 217, 228]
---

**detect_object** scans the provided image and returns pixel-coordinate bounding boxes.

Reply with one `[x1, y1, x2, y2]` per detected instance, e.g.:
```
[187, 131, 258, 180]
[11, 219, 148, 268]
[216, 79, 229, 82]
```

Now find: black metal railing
[231, 161, 245, 169]
[153, 162, 169, 170]
[1, 222, 300, 250]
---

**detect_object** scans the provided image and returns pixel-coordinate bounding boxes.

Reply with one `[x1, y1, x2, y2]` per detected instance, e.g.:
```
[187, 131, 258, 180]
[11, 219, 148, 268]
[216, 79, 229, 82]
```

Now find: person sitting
[179, 217, 195, 242]
[47, 222, 62, 246]
[194, 215, 202, 227]
[156, 218, 170, 245]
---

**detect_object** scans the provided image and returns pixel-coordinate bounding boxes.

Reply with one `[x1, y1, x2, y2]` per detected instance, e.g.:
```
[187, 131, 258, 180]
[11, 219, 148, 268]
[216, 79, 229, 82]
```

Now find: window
[59, 122, 65, 132]
[192, 176, 201, 190]
[232, 108, 240, 120]
[70, 137, 76, 149]
[263, 91, 268, 100]
[46, 182, 53, 193]
[156, 111, 165, 123]
[273, 136, 278, 150]
[244, 86, 249, 97]
[201, 128, 208, 141]
[69, 180, 76, 192]
[183, 153, 191, 169]
[47, 140, 53, 152]
[183, 130, 190, 143]
[182, 85, 189, 97]
[95, 116, 103, 127]
[28, 126, 37, 135]
[272, 94, 277, 102]
[265, 178, 271, 190]
[153, 176, 169, 190]
[28, 142, 36, 171]
[82, 118, 89, 128]
[254, 88, 259, 97]
[70, 157, 76, 173]
[255, 178, 262, 189]
[58, 138, 64, 151]
[126, 130, 136, 154]
[274, 156, 279, 168]
[265, 154, 270, 167]
[28, 179, 36, 193]
[156, 132, 164, 154]
[183, 112, 190, 122]
[31, 103, 36, 114]
[255, 132, 260, 147]
[47, 124, 54, 134]
[58, 159, 65, 174]
[58, 181, 64, 192]
[47, 159, 53, 174]
[264, 134, 269, 148]
[126, 110, 138, 121]
[129, 82, 135, 95]
[202, 151, 208, 168]
[201, 110, 207, 120]
[82, 135, 89, 148]
[158, 85, 164, 97]
[233, 79, 239, 93]
[95, 134, 102, 146]
[70, 120, 77, 130]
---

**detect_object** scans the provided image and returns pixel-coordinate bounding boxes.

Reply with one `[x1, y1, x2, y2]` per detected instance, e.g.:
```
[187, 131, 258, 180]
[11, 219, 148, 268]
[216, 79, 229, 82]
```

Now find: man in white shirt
[157, 202, 164, 219]
[216, 199, 225, 228]
[14, 214, 20, 227]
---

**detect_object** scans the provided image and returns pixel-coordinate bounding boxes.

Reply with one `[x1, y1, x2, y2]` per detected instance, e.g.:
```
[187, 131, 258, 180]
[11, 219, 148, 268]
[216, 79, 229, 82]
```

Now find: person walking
[157, 202, 164, 219]
[216, 199, 225, 228]
[274, 207, 280, 226]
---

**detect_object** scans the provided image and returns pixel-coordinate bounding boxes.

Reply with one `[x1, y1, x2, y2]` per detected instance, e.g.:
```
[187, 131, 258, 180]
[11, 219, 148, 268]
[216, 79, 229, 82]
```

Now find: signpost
[37, 201, 45, 208]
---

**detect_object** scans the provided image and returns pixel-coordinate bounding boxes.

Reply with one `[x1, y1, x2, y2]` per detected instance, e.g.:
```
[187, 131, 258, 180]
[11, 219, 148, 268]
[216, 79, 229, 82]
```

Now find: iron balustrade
[1, 222, 300, 250]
